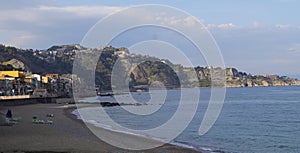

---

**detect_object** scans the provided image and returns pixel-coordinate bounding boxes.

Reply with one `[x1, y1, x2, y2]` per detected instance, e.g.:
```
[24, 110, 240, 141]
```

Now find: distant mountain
[0, 44, 299, 91]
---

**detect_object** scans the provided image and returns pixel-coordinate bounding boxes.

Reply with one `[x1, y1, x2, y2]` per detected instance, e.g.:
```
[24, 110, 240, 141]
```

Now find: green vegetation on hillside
[1, 44, 299, 91]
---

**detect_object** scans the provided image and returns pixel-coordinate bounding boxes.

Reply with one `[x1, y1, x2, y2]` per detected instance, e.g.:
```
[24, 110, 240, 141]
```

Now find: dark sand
[0, 104, 202, 153]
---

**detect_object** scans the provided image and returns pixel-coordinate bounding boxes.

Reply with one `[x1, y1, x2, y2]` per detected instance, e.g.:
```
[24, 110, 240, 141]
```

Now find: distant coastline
[1, 44, 299, 93]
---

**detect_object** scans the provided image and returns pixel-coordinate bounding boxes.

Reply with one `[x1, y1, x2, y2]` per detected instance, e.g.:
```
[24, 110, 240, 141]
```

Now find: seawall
[0, 97, 57, 106]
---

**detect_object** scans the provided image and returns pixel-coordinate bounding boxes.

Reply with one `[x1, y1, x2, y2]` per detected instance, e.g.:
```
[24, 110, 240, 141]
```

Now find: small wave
[170, 141, 195, 149]
[199, 147, 213, 151]
[71, 110, 82, 120]
[86, 119, 113, 129]
[87, 120, 202, 151]
[71, 109, 201, 151]
[72, 111, 158, 140]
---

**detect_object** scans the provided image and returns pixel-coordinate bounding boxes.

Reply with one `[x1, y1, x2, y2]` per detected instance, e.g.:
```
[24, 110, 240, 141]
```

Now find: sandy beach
[0, 103, 202, 153]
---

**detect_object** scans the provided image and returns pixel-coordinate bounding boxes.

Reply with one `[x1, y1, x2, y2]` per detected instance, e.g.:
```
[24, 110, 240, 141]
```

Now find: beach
[0, 103, 201, 153]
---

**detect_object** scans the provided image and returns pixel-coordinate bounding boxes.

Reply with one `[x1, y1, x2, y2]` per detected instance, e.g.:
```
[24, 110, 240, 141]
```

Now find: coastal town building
[0, 70, 75, 99]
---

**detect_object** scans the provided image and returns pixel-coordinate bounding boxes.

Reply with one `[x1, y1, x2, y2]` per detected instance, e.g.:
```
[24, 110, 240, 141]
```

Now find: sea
[73, 86, 300, 153]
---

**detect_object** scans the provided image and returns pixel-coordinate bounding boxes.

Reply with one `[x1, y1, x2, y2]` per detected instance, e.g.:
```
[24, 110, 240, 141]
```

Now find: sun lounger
[10, 117, 21, 122]
[32, 116, 38, 123]
[46, 120, 53, 124]
[32, 116, 44, 124]
[4, 118, 14, 126]
[38, 119, 45, 124]
[6, 118, 18, 124]
[32, 116, 52, 124]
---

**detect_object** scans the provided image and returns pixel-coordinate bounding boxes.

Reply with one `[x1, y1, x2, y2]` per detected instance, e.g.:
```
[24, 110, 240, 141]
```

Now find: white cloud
[1, 30, 39, 48]
[274, 24, 300, 30]
[0, 5, 124, 48]
[0, 8, 40, 23]
[207, 23, 238, 29]
[0, 5, 123, 23]
[152, 15, 201, 28]
[251, 22, 299, 30]
[288, 44, 300, 52]
[38, 6, 123, 18]
[183, 16, 198, 27]
[252, 21, 265, 28]
[288, 47, 298, 52]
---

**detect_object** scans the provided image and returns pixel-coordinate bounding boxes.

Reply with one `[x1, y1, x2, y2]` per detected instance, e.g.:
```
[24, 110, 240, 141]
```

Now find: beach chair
[32, 116, 47, 124]
[46, 119, 53, 125]
[11, 117, 21, 121]
[0, 113, 12, 126]
[32, 116, 39, 124]
[6, 118, 19, 124]
[38, 119, 45, 124]
[5, 118, 14, 126]
[10, 117, 21, 122]
[32, 116, 44, 124]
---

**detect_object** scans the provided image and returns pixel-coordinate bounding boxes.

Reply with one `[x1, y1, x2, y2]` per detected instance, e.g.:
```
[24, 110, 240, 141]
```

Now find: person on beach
[6, 109, 12, 118]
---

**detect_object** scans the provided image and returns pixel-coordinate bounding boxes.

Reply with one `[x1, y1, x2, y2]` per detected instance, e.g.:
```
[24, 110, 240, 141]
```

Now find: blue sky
[1, 0, 300, 77]
[56, 0, 300, 25]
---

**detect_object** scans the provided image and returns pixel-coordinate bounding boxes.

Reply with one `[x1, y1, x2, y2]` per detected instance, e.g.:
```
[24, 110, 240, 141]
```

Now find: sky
[1, 0, 300, 77]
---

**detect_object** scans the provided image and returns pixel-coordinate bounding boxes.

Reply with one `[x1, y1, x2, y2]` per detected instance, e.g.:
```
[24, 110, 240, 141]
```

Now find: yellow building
[24, 75, 33, 84]
[0, 74, 5, 80]
[45, 74, 59, 79]
[0, 71, 24, 78]
[42, 76, 48, 83]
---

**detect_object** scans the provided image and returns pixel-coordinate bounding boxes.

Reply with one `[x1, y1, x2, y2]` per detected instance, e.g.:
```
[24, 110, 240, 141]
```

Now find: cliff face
[129, 61, 180, 89]
[127, 63, 300, 89]
[169, 67, 300, 88]
[222, 68, 300, 87]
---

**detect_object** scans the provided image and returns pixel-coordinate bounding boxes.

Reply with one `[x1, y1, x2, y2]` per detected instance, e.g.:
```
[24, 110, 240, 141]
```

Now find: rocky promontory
[224, 68, 300, 87]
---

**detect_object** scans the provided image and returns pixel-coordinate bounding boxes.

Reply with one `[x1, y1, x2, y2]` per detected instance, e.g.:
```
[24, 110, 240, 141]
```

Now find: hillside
[0, 44, 73, 74]
[0, 44, 299, 91]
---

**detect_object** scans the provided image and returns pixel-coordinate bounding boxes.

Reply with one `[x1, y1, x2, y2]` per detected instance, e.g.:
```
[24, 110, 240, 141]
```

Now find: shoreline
[66, 104, 205, 152]
[0, 103, 202, 153]
[69, 106, 200, 151]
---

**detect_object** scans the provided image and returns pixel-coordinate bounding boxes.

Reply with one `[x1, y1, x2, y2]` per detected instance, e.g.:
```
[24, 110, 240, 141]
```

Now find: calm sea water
[76, 86, 300, 153]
